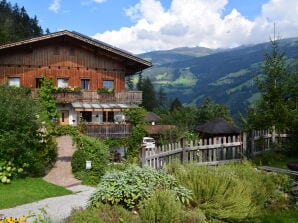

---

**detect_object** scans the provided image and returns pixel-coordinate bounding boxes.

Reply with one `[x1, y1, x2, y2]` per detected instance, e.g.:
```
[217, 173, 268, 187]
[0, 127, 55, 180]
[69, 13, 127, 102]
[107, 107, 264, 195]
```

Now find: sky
[8, 0, 298, 54]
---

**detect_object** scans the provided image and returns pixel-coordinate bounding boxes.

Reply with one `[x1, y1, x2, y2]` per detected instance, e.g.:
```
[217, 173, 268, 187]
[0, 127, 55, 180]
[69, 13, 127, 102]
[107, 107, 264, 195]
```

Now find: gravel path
[0, 185, 96, 223]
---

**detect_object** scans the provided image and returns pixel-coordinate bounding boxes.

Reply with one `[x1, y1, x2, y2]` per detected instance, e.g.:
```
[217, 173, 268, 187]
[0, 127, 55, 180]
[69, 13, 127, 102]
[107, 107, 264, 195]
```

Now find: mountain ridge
[138, 37, 298, 117]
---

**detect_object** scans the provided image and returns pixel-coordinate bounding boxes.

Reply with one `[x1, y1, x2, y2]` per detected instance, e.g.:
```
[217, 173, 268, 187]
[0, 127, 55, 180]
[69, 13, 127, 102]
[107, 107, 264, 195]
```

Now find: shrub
[71, 135, 109, 185]
[165, 161, 292, 222]
[65, 205, 141, 223]
[182, 207, 207, 223]
[0, 85, 57, 177]
[53, 125, 80, 137]
[139, 190, 183, 223]
[89, 165, 192, 209]
[0, 160, 26, 184]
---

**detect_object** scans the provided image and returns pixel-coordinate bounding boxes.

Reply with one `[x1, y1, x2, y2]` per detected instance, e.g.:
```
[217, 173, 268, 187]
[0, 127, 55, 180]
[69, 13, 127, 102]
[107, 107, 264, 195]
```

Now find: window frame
[103, 80, 114, 90]
[8, 77, 20, 87]
[80, 79, 90, 90]
[57, 78, 69, 88]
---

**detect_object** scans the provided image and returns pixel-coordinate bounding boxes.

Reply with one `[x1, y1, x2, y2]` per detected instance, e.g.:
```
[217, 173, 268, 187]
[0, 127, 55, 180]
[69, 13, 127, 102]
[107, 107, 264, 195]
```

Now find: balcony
[31, 89, 142, 104]
[86, 123, 132, 139]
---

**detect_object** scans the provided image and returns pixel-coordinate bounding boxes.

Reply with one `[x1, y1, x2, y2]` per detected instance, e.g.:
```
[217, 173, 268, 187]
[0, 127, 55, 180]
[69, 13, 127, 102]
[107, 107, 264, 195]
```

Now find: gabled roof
[197, 118, 240, 135]
[0, 30, 151, 74]
[144, 112, 160, 122]
[145, 125, 176, 135]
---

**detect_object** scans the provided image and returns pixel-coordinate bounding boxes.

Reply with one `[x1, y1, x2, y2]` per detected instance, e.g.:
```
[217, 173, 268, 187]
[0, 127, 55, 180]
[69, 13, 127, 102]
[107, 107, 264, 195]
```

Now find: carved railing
[31, 89, 142, 104]
[86, 123, 132, 139]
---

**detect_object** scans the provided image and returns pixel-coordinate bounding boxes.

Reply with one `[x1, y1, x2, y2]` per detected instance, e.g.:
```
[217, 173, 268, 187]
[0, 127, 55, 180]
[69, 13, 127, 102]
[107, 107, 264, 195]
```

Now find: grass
[0, 178, 72, 209]
[252, 150, 298, 169]
[258, 207, 298, 223]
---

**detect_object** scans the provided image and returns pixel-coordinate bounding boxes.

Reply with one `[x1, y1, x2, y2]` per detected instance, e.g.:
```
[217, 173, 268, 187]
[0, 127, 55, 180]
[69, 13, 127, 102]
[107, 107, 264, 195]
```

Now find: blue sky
[8, 0, 298, 53]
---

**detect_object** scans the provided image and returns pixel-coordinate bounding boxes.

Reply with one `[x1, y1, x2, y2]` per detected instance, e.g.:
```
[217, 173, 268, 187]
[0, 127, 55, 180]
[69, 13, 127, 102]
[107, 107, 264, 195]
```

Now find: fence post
[182, 138, 188, 163]
[242, 131, 247, 157]
[140, 146, 146, 167]
[271, 126, 276, 144]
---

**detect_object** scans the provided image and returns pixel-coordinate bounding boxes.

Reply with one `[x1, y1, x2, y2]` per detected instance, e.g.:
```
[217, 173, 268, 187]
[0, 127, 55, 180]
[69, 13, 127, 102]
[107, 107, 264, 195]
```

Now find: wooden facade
[0, 31, 151, 138]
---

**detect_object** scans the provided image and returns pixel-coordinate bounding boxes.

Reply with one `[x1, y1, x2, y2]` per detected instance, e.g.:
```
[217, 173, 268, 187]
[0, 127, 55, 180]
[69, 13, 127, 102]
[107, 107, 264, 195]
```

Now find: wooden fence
[141, 134, 246, 169]
[250, 129, 290, 156]
[141, 129, 291, 169]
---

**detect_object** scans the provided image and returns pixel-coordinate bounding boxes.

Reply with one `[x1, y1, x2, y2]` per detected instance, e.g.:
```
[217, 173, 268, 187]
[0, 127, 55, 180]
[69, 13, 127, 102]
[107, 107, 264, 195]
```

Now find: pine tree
[248, 39, 290, 130]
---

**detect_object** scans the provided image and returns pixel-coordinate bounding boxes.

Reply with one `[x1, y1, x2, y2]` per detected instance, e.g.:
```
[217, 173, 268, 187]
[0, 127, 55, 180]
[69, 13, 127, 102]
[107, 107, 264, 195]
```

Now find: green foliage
[159, 97, 233, 132]
[53, 125, 80, 137]
[166, 161, 293, 222]
[139, 190, 183, 223]
[71, 135, 109, 185]
[0, 0, 44, 45]
[0, 160, 25, 184]
[248, 39, 297, 132]
[37, 76, 58, 122]
[196, 97, 234, 125]
[257, 207, 298, 223]
[170, 97, 182, 112]
[97, 88, 114, 93]
[0, 85, 56, 176]
[65, 205, 141, 223]
[89, 165, 192, 210]
[123, 108, 147, 162]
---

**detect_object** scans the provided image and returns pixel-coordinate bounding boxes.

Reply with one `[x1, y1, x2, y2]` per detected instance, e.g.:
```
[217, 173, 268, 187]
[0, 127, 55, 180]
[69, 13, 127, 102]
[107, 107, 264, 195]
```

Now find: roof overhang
[71, 102, 138, 112]
[0, 30, 152, 74]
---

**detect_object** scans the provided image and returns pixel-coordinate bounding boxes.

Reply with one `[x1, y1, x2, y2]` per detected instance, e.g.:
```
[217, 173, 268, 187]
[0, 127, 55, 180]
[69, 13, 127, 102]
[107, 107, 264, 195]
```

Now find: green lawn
[0, 178, 72, 209]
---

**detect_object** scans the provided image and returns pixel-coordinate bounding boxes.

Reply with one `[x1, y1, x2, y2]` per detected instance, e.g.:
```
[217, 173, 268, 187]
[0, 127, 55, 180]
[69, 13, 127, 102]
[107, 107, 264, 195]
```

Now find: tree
[126, 76, 134, 90]
[0, 0, 44, 45]
[248, 39, 291, 131]
[157, 87, 168, 111]
[37, 76, 58, 123]
[170, 98, 182, 112]
[160, 98, 233, 133]
[197, 97, 233, 125]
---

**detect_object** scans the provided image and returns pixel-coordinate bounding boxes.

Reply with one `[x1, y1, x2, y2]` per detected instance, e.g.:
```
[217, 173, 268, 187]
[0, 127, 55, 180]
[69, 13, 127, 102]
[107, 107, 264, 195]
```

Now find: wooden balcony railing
[31, 89, 142, 104]
[86, 123, 132, 138]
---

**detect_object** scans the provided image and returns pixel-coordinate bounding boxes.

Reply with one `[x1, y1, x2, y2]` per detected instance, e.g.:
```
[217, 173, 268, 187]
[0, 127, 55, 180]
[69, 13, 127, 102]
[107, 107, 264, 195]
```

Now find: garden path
[43, 135, 82, 187]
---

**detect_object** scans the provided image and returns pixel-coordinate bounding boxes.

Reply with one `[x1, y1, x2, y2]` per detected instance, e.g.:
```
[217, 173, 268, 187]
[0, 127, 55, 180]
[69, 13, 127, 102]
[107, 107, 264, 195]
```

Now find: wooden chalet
[0, 30, 151, 138]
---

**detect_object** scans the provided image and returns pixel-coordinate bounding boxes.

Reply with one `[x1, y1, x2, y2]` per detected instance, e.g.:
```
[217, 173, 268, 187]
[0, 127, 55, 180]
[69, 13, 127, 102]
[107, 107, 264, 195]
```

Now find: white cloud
[92, 0, 106, 3]
[92, 0, 298, 53]
[49, 0, 61, 13]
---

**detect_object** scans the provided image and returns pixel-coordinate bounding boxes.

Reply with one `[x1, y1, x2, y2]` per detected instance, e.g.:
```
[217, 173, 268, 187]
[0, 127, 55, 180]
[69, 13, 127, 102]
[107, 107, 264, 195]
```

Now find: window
[35, 78, 42, 88]
[81, 79, 90, 90]
[8, 77, 20, 87]
[103, 111, 114, 122]
[57, 78, 69, 88]
[103, 80, 114, 89]
[80, 111, 92, 122]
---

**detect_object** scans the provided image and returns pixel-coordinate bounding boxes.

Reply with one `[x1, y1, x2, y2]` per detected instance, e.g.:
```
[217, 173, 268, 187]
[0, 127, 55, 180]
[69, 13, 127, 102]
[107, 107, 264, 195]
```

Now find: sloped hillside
[139, 38, 298, 116]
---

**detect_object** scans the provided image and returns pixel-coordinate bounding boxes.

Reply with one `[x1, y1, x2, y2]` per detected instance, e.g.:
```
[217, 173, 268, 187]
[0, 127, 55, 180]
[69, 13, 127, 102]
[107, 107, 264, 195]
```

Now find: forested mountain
[139, 38, 298, 116]
[0, 0, 44, 45]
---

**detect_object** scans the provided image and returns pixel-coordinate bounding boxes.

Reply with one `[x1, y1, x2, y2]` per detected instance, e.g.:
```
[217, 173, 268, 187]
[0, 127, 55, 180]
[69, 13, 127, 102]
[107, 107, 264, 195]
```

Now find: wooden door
[59, 110, 69, 125]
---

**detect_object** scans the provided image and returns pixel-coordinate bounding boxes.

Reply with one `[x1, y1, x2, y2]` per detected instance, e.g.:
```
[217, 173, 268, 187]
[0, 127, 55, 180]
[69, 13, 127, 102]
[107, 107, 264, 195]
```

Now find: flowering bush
[54, 87, 81, 93]
[0, 160, 27, 184]
[97, 88, 114, 94]
[0, 216, 27, 223]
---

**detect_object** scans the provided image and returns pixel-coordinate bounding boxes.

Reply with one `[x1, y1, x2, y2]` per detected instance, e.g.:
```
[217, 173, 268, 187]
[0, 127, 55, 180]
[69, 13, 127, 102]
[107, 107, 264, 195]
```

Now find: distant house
[144, 111, 160, 125]
[197, 118, 240, 137]
[143, 111, 176, 139]
[0, 30, 151, 138]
